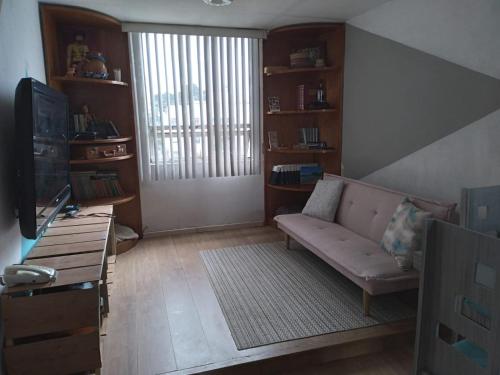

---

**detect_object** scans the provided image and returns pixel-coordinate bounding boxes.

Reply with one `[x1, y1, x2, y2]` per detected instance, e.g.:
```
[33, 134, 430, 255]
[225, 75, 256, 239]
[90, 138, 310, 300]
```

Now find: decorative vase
[80, 52, 109, 79]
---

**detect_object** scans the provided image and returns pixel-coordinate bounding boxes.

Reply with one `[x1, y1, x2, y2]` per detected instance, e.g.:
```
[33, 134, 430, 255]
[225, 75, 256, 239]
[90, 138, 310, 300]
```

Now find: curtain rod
[122, 22, 267, 39]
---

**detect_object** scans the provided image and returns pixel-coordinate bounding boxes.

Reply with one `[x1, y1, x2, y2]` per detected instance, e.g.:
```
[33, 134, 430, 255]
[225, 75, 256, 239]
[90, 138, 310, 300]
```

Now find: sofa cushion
[275, 213, 416, 280]
[381, 198, 432, 270]
[323, 174, 456, 243]
[302, 179, 344, 222]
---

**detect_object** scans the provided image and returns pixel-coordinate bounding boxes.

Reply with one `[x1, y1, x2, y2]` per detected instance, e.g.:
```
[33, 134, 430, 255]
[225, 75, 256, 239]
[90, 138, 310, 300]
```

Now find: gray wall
[0, 0, 46, 274]
[342, 25, 500, 180]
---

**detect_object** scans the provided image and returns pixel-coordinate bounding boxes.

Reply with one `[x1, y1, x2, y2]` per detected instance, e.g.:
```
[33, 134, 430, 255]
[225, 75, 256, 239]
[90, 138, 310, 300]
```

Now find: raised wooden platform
[101, 226, 415, 375]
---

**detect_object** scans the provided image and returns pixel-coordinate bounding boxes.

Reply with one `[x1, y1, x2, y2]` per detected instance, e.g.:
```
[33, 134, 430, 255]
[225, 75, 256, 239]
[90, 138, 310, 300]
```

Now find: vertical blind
[129, 32, 262, 181]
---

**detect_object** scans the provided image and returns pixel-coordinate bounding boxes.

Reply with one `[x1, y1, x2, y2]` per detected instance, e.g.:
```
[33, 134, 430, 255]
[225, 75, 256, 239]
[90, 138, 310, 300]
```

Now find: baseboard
[143, 221, 265, 238]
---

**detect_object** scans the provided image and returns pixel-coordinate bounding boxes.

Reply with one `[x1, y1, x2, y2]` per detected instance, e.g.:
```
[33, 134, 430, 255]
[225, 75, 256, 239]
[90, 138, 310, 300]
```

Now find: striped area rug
[200, 242, 415, 350]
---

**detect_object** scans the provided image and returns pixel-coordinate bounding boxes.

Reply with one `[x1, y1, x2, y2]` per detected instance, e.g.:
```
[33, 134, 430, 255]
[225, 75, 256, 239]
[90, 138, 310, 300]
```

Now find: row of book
[71, 170, 125, 201]
[269, 164, 323, 185]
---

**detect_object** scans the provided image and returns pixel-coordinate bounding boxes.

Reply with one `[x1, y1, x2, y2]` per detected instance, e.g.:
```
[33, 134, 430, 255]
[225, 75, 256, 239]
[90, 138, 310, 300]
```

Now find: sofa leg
[284, 233, 290, 250]
[363, 290, 371, 316]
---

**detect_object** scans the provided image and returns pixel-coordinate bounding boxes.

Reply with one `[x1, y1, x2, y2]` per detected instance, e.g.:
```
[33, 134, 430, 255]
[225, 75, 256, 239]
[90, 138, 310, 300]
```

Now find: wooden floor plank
[154, 235, 212, 370]
[135, 239, 177, 375]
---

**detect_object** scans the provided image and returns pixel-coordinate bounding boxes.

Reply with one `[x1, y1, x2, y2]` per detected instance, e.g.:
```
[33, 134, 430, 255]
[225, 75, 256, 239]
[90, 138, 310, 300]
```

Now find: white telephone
[1, 265, 57, 287]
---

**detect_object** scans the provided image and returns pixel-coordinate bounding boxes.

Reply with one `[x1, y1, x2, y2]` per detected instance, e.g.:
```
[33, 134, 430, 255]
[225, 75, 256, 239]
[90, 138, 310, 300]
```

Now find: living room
[0, 0, 499, 374]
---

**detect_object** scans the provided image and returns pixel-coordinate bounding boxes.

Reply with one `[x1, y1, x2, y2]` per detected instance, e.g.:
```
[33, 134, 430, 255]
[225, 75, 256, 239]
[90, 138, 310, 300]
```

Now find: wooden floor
[102, 226, 415, 375]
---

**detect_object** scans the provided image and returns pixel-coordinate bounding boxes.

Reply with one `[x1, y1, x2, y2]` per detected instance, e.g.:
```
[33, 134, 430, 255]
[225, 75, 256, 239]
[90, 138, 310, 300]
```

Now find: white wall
[0, 0, 46, 270]
[141, 175, 264, 234]
[348, 0, 500, 80]
[346, 0, 500, 205]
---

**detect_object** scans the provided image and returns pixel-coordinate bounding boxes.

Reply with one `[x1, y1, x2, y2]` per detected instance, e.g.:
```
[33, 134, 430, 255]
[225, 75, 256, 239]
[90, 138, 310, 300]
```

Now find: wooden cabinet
[39, 4, 143, 250]
[263, 23, 345, 224]
[2, 206, 114, 375]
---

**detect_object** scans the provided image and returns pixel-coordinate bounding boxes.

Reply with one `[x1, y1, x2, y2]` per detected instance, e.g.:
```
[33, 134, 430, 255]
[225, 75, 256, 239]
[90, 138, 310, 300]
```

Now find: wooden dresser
[1, 205, 115, 375]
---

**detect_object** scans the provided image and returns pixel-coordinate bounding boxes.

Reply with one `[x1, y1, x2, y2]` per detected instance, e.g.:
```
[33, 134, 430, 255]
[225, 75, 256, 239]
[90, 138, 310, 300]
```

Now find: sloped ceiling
[42, 0, 390, 29]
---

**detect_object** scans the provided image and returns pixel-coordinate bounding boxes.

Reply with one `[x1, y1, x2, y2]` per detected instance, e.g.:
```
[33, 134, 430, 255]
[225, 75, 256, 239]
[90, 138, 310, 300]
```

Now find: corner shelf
[267, 148, 335, 154]
[51, 76, 128, 87]
[77, 193, 136, 207]
[69, 136, 133, 145]
[264, 66, 338, 76]
[69, 153, 135, 165]
[267, 184, 315, 192]
[267, 109, 336, 115]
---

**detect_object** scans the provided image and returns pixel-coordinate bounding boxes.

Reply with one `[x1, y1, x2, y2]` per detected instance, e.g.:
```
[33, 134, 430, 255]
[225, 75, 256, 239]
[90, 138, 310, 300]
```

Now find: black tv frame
[15, 78, 71, 239]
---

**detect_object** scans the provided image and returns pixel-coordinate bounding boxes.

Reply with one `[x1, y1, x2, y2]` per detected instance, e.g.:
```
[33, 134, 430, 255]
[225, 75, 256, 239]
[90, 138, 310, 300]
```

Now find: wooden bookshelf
[263, 23, 345, 224]
[40, 4, 143, 241]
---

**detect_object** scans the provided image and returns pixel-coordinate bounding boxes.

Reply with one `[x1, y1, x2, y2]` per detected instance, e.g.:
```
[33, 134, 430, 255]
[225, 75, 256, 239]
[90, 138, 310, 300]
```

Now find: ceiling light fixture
[202, 0, 233, 6]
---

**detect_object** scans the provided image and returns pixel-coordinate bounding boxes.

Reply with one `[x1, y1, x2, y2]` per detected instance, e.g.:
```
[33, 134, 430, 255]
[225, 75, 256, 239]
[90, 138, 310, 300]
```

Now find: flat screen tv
[15, 78, 71, 239]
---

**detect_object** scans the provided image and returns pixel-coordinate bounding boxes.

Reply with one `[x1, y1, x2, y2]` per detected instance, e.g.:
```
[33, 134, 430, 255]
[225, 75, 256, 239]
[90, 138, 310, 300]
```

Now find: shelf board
[267, 148, 335, 154]
[51, 76, 128, 87]
[264, 66, 337, 76]
[70, 136, 133, 145]
[267, 109, 336, 115]
[77, 193, 137, 207]
[70, 153, 135, 165]
[267, 183, 315, 192]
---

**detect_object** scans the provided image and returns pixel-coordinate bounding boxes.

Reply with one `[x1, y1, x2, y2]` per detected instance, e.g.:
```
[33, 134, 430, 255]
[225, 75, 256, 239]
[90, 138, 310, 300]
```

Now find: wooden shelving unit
[263, 23, 345, 224]
[40, 4, 143, 240]
[70, 153, 135, 165]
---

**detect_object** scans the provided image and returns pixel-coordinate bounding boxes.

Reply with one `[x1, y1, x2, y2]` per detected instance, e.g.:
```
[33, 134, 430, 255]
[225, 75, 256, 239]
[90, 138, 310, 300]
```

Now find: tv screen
[15, 78, 71, 239]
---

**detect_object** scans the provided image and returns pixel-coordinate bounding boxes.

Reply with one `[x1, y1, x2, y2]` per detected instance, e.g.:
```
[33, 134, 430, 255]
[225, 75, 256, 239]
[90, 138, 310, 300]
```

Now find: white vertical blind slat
[235, 38, 242, 176]
[154, 34, 168, 180]
[186, 36, 197, 178]
[197, 36, 207, 178]
[242, 38, 249, 176]
[170, 34, 184, 179]
[144, 34, 160, 180]
[204, 36, 215, 177]
[162, 34, 175, 179]
[227, 37, 235, 176]
[178, 35, 192, 178]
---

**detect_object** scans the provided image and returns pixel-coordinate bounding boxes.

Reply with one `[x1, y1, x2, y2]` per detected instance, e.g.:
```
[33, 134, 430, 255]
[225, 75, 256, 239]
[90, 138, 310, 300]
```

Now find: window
[129, 32, 262, 181]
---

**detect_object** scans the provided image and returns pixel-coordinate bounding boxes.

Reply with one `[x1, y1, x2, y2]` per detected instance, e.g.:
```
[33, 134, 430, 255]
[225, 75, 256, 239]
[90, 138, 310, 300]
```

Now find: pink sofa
[274, 174, 456, 315]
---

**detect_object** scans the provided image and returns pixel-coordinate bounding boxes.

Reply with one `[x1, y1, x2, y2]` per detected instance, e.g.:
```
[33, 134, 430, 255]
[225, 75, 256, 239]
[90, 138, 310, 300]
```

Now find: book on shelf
[71, 170, 125, 201]
[269, 163, 320, 185]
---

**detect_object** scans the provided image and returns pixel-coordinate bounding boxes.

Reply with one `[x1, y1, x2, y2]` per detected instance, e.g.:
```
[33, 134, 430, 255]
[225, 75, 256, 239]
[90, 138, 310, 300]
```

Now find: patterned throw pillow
[381, 198, 432, 270]
[302, 179, 344, 222]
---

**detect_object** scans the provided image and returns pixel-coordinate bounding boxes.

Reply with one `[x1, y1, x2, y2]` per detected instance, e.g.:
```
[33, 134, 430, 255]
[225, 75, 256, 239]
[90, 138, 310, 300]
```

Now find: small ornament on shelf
[268, 96, 281, 113]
